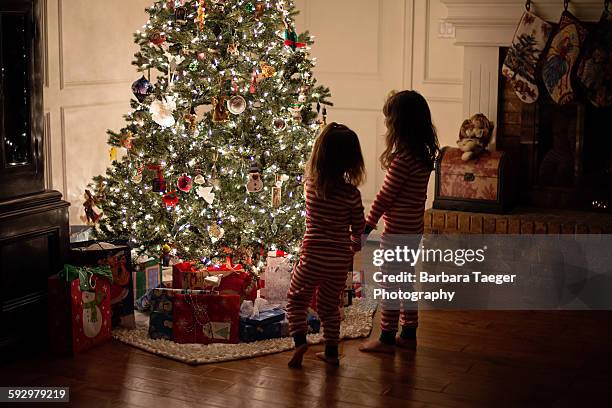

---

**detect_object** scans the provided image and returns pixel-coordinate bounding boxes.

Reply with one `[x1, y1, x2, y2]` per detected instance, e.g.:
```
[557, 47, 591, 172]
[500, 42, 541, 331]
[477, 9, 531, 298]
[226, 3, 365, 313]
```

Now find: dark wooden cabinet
[0, 0, 69, 356]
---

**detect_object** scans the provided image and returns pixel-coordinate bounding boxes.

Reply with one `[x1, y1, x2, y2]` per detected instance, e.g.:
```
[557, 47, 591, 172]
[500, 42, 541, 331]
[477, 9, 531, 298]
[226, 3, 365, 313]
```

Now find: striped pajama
[367, 151, 432, 333]
[287, 179, 365, 345]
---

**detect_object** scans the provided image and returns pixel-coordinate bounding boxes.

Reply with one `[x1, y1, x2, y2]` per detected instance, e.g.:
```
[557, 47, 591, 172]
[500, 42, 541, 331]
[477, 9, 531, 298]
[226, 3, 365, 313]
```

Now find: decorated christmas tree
[90, 0, 331, 268]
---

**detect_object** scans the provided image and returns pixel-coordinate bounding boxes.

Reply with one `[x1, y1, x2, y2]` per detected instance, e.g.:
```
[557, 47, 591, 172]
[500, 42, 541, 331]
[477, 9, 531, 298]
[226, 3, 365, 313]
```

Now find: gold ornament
[258, 62, 276, 80]
[195, 0, 206, 30]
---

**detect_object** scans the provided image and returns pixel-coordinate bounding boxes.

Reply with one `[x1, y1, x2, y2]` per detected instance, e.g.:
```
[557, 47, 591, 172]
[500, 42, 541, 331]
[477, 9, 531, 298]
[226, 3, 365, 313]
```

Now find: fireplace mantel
[439, 0, 605, 126]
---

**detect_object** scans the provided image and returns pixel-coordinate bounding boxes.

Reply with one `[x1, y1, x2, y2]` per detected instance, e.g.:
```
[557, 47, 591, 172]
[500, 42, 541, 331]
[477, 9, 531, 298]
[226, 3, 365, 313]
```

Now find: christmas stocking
[542, 11, 588, 104]
[577, 10, 612, 107]
[502, 11, 553, 104]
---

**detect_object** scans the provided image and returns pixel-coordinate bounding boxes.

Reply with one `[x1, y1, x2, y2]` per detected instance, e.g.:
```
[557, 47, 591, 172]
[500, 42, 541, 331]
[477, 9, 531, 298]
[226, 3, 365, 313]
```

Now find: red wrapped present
[173, 293, 240, 344]
[48, 265, 112, 354]
[174, 262, 257, 302]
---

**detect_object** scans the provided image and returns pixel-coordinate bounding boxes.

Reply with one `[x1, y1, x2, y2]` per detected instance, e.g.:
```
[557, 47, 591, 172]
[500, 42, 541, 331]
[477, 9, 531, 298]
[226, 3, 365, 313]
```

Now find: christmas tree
[91, 0, 331, 268]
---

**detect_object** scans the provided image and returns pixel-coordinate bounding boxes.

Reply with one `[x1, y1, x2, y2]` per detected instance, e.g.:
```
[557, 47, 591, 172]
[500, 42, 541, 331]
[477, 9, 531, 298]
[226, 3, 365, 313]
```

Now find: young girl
[360, 90, 439, 353]
[287, 123, 366, 367]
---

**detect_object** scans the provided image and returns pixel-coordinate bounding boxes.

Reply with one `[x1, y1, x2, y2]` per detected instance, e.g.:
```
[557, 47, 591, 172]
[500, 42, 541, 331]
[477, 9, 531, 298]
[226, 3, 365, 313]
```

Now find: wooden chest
[434, 147, 512, 214]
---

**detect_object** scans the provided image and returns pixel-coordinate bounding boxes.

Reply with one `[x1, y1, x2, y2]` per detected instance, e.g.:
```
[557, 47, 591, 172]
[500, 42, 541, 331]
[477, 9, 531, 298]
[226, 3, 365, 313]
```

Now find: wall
[43, 0, 463, 224]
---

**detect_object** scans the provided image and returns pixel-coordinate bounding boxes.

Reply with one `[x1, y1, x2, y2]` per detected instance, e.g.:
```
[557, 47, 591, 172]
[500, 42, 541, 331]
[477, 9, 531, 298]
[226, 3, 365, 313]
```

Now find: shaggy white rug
[112, 298, 377, 365]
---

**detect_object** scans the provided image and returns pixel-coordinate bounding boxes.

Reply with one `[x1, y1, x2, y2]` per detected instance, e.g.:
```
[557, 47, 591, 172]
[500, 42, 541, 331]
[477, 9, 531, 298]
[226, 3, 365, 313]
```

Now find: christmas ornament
[255, 2, 265, 19]
[149, 32, 166, 46]
[174, 5, 188, 23]
[163, 190, 179, 207]
[194, 168, 205, 185]
[284, 29, 305, 50]
[131, 76, 154, 103]
[196, 186, 215, 204]
[81, 190, 102, 224]
[189, 61, 200, 72]
[258, 62, 276, 80]
[197, 51, 207, 60]
[245, 2, 255, 12]
[177, 174, 193, 192]
[246, 161, 263, 193]
[208, 224, 225, 243]
[249, 70, 258, 94]
[150, 97, 177, 127]
[271, 175, 282, 208]
[273, 118, 286, 131]
[542, 8, 588, 104]
[227, 41, 240, 56]
[195, 0, 206, 30]
[227, 95, 247, 115]
[109, 147, 118, 162]
[298, 93, 307, 103]
[149, 165, 166, 193]
[166, 0, 175, 9]
[131, 167, 144, 184]
[121, 131, 134, 149]
[578, 7, 612, 107]
[212, 96, 230, 122]
[184, 108, 198, 133]
[501, 6, 552, 104]
[289, 103, 303, 119]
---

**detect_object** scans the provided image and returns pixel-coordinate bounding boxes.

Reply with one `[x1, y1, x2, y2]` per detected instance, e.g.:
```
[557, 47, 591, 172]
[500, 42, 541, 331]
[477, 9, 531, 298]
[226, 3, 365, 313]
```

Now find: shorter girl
[287, 123, 366, 367]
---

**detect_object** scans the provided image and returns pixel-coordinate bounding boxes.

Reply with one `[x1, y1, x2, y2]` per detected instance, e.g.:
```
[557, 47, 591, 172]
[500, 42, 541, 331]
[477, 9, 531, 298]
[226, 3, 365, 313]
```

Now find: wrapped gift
[307, 313, 320, 334]
[133, 257, 162, 300]
[260, 250, 293, 305]
[243, 308, 285, 327]
[173, 293, 240, 344]
[48, 265, 112, 354]
[70, 241, 135, 329]
[239, 319, 289, 343]
[352, 270, 364, 298]
[173, 263, 256, 301]
[147, 287, 211, 340]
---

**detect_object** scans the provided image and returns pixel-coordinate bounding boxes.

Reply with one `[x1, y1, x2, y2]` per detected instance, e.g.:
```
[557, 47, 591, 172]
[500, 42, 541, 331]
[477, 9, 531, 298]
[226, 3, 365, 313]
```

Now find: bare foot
[358, 339, 395, 354]
[395, 336, 417, 349]
[288, 344, 308, 368]
[316, 352, 340, 366]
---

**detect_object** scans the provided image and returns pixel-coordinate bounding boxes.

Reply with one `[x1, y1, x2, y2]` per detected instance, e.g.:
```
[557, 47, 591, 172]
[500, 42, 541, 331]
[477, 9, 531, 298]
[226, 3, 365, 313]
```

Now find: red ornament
[163, 190, 179, 207]
[150, 32, 166, 46]
[177, 174, 193, 192]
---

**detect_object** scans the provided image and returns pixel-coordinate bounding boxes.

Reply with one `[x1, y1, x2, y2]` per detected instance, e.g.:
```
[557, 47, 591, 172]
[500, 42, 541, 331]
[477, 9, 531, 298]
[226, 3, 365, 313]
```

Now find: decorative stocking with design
[502, 11, 553, 103]
[578, 9, 612, 107]
[542, 11, 588, 104]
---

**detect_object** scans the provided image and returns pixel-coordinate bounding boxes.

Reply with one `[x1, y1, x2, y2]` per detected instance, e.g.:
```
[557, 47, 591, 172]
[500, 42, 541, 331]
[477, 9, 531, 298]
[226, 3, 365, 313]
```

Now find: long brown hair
[380, 90, 439, 170]
[306, 122, 366, 198]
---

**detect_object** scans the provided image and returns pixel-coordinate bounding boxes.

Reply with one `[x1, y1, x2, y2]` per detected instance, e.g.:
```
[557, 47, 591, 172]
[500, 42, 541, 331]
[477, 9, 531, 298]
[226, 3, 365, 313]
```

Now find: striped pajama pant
[378, 235, 420, 333]
[286, 249, 352, 345]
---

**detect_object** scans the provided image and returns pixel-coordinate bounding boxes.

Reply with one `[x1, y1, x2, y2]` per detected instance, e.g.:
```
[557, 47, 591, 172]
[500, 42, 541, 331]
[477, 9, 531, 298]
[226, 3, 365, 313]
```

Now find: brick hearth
[425, 208, 612, 234]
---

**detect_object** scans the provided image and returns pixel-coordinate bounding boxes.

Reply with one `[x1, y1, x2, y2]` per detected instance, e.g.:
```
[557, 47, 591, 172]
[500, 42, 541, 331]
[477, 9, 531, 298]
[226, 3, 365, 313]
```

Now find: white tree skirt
[112, 298, 377, 365]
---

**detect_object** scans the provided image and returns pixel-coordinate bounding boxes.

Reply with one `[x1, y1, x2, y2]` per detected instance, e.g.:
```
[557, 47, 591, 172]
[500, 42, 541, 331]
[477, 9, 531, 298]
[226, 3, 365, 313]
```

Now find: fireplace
[497, 48, 612, 213]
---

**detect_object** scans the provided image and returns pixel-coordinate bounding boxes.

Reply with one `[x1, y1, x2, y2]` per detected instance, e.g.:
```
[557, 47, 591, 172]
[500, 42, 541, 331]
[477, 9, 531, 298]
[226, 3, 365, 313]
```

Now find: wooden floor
[2, 311, 612, 407]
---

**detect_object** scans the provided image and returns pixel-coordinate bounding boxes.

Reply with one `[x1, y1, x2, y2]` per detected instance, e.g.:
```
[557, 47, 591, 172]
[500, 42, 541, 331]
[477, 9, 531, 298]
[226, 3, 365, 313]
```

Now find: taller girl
[360, 90, 439, 353]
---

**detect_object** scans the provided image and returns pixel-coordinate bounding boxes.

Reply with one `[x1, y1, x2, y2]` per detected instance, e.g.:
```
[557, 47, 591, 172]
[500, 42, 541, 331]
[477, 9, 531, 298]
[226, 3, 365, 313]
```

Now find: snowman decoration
[81, 290, 105, 338]
[246, 161, 263, 193]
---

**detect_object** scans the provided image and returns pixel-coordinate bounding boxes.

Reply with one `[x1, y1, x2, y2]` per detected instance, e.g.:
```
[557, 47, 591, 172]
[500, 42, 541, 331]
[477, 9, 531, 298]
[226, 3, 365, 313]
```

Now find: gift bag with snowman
[48, 264, 112, 354]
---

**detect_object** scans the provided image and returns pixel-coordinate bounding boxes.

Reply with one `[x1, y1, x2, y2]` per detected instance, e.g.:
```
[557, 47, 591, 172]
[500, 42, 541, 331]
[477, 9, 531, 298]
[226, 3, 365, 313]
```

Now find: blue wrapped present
[149, 312, 173, 340]
[243, 308, 285, 327]
[307, 313, 320, 334]
[240, 319, 289, 343]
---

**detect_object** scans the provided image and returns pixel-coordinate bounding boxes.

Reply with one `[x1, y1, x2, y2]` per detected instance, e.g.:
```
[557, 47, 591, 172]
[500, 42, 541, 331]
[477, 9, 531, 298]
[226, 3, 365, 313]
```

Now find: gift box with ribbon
[173, 262, 257, 302]
[239, 319, 289, 343]
[173, 293, 240, 344]
[133, 257, 162, 300]
[48, 265, 113, 354]
[260, 250, 293, 306]
[147, 287, 212, 340]
[242, 308, 285, 327]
